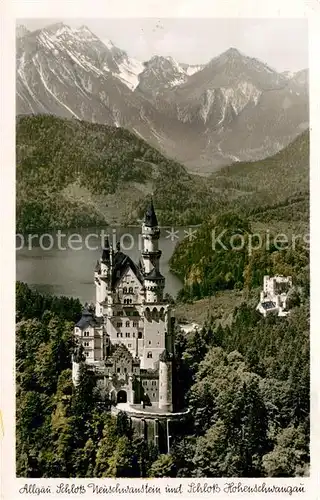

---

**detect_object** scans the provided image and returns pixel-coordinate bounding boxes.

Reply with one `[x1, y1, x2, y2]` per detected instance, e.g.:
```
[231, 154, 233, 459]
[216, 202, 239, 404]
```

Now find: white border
[1, 0, 319, 499]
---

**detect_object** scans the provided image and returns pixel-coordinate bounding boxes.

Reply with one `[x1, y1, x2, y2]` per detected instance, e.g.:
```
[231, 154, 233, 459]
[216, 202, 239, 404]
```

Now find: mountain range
[16, 22, 309, 173]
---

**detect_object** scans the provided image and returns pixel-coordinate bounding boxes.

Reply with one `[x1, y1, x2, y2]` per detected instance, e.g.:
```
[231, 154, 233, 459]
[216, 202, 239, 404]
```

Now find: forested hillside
[16, 115, 214, 231]
[169, 129, 309, 301]
[16, 115, 309, 232]
[172, 302, 309, 477]
[208, 130, 309, 224]
[16, 282, 309, 477]
[169, 212, 309, 302]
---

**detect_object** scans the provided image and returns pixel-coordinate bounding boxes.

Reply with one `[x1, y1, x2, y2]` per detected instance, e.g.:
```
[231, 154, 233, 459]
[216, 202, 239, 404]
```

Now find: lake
[16, 226, 186, 304]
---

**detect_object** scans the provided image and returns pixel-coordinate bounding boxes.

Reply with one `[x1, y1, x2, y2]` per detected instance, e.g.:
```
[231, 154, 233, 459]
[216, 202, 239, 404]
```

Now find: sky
[18, 18, 308, 72]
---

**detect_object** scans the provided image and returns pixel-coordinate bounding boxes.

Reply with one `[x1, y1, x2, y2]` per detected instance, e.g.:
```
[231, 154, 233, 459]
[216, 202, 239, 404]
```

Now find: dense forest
[169, 212, 309, 302]
[16, 116, 308, 232]
[16, 281, 309, 477]
[16, 115, 213, 231]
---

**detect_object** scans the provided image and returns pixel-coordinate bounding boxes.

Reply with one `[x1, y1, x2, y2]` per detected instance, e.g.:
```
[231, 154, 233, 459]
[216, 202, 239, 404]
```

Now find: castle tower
[158, 349, 173, 411]
[141, 200, 165, 303]
[95, 237, 113, 317]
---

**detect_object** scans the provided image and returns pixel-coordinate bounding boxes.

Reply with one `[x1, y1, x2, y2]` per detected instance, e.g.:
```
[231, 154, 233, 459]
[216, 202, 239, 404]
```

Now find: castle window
[117, 322, 122, 328]
[138, 332, 143, 339]
[153, 393, 155, 398]
[133, 321, 138, 327]
[147, 352, 152, 358]
[84, 331, 89, 337]
[85, 351, 89, 357]
[129, 287, 133, 294]
[148, 341, 152, 346]
[126, 332, 130, 338]
[84, 342, 89, 347]
[117, 368, 120, 373]
[124, 367, 127, 373]
[117, 332, 120, 338]
[128, 344, 132, 348]
[123, 287, 127, 293]
[126, 321, 130, 327]
[133, 332, 135, 338]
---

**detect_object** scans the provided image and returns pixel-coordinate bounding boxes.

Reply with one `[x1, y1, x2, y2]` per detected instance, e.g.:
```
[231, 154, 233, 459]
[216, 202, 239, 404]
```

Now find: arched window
[123, 287, 127, 293]
[147, 352, 152, 358]
[126, 321, 130, 327]
[129, 287, 133, 294]
[138, 332, 143, 339]
[145, 308, 151, 322]
[152, 308, 159, 321]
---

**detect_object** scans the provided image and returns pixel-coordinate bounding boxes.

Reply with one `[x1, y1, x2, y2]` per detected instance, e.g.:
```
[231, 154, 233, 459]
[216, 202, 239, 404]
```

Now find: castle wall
[141, 377, 159, 404]
[126, 414, 188, 454]
[142, 317, 166, 370]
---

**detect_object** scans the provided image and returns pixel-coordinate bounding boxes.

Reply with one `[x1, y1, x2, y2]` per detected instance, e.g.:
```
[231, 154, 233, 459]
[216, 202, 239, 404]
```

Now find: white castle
[256, 275, 293, 317]
[72, 201, 187, 451]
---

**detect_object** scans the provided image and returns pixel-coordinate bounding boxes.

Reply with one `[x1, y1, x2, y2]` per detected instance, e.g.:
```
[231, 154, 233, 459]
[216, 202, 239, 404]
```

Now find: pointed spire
[144, 198, 158, 227]
[101, 236, 110, 262]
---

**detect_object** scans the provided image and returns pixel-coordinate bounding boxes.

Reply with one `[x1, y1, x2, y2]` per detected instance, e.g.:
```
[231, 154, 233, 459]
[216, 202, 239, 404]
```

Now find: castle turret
[95, 237, 113, 316]
[141, 200, 164, 303]
[158, 349, 173, 411]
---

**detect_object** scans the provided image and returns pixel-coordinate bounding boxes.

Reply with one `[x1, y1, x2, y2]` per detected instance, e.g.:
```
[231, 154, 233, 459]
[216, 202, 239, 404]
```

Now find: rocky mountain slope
[16, 22, 309, 173]
[135, 55, 204, 97]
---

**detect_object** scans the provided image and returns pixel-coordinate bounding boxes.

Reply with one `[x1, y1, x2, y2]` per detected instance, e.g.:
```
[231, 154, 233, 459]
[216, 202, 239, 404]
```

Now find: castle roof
[111, 250, 144, 288]
[76, 308, 103, 329]
[144, 199, 158, 227]
[108, 343, 140, 364]
[145, 268, 164, 280]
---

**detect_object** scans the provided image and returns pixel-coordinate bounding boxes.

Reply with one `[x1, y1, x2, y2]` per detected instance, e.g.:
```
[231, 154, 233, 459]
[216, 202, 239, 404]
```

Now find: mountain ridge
[16, 22, 309, 173]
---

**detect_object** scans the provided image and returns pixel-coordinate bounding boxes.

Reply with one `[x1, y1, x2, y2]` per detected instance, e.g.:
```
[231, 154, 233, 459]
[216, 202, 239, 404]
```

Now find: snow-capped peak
[165, 56, 185, 74]
[103, 39, 115, 50]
